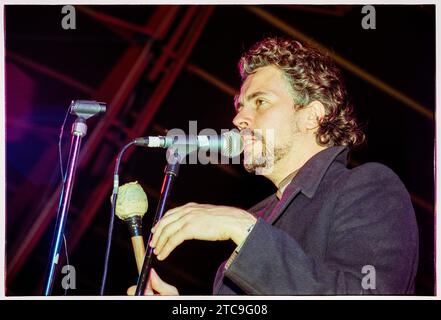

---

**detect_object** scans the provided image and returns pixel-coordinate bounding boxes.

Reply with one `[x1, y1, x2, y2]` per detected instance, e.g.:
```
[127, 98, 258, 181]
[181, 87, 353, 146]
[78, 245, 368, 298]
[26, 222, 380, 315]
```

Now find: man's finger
[146, 271, 154, 295]
[154, 216, 192, 254]
[161, 202, 197, 219]
[152, 202, 201, 234]
[157, 229, 189, 261]
[127, 285, 136, 296]
[150, 269, 179, 295]
[126, 275, 154, 296]
[151, 207, 193, 247]
[159, 202, 200, 220]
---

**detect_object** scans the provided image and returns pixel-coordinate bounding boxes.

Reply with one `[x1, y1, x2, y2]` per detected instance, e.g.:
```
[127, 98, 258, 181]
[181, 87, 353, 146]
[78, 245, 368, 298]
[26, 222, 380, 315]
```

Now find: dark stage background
[5, 5, 435, 295]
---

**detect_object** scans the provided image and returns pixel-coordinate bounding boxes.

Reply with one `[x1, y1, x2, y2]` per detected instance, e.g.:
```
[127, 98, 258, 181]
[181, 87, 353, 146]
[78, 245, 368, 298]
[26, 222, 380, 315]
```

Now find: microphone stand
[43, 100, 105, 295]
[135, 147, 188, 295]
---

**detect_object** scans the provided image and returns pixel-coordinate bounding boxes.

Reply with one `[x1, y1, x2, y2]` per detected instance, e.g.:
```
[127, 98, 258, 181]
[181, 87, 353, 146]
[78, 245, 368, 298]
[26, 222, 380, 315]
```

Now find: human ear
[304, 100, 326, 130]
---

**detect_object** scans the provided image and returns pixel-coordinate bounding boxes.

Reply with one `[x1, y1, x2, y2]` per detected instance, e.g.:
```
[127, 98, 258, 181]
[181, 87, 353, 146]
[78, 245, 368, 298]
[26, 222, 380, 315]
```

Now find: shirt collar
[276, 169, 300, 199]
[278, 146, 349, 199]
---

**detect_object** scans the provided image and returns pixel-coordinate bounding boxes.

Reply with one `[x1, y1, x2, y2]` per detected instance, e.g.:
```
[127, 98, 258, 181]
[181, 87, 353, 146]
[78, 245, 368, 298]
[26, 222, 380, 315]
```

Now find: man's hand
[150, 202, 257, 261]
[127, 268, 179, 295]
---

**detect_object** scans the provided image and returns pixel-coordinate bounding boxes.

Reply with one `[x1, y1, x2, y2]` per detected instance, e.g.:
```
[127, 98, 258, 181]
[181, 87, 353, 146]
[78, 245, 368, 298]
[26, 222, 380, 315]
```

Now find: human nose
[233, 107, 254, 130]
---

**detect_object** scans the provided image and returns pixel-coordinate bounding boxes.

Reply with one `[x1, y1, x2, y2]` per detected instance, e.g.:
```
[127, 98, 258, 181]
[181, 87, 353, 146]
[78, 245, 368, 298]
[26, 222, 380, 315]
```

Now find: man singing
[131, 37, 419, 295]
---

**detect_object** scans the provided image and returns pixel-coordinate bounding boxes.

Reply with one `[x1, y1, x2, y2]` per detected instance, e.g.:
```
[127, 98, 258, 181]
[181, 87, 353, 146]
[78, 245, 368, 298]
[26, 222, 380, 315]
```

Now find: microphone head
[222, 130, 244, 158]
[115, 181, 148, 220]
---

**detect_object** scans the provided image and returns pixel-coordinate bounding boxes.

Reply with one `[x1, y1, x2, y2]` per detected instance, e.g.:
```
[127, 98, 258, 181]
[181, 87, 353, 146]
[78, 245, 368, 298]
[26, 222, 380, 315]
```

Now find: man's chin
[243, 153, 264, 170]
[243, 163, 259, 174]
[242, 142, 277, 175]
[243, 159, 275, 175]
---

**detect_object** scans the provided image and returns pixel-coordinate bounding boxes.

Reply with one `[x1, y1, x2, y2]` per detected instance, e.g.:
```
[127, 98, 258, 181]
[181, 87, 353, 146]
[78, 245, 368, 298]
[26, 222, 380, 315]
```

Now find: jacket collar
[264, 146, 349, 223]
[290, 145, 348, 199]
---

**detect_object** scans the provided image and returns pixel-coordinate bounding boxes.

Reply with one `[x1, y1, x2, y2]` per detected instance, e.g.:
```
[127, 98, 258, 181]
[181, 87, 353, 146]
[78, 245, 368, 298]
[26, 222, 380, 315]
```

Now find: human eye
[255, 98, 269, 109]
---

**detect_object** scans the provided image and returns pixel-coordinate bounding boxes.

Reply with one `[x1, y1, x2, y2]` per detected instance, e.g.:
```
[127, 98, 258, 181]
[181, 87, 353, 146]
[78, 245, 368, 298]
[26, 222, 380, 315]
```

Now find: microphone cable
[58, 103, 72, 296]
[99, 141, 135, 295]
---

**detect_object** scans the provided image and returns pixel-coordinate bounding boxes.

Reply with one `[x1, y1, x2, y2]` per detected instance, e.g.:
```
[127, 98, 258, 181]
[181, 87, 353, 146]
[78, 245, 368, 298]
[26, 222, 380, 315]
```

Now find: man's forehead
[236, 66, 286, 103]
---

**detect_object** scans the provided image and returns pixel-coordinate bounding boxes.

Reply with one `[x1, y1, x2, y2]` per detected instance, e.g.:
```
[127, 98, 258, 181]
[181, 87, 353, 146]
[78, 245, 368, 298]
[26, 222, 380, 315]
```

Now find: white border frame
[0, 0, 438, 300]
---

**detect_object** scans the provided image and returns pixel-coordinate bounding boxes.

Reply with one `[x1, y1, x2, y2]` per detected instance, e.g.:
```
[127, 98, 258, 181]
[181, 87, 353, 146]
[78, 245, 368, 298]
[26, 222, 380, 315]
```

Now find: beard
[242, 129, 292, 175]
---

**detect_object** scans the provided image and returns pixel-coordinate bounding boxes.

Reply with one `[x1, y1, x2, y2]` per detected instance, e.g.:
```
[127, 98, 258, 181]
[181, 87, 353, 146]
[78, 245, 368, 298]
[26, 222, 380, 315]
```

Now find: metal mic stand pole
[43, 117, 86, 296]
[135, 149, 182, 295]
[43, 100, 106, 296]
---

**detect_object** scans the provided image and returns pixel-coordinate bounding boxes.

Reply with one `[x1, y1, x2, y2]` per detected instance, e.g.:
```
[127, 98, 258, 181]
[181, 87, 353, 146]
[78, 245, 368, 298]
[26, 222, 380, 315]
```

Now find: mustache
[239, 128, 264, 142]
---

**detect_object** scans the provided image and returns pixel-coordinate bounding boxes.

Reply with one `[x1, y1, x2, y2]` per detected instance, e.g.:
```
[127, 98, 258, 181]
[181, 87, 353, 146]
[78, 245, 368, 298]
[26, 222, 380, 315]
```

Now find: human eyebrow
[246, 91, 273, 102]
[234, 91, 274, 112]
[234, 94, 242, 112]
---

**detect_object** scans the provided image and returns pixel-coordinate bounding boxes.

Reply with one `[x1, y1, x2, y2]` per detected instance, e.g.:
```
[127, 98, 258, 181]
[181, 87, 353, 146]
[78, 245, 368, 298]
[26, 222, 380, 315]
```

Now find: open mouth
[240, 130, 264, 153]
[243, 137, 256, 146]
[243, 137, 264, 155]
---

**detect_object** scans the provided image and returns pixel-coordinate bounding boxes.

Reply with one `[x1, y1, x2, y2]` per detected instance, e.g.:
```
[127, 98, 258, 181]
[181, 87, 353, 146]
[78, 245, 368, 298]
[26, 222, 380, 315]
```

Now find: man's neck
[265, 142, 328, 187]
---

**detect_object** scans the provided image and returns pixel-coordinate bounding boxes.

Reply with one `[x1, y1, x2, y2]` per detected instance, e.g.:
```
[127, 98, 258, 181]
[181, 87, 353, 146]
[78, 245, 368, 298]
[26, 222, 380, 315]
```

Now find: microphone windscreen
[222, 130, 244, 158]
[115, 181, 148, 220]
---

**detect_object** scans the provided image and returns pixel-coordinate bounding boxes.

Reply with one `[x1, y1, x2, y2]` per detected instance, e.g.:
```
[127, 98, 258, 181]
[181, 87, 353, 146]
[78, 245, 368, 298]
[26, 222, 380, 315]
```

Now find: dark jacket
[213, 146, 419, 295]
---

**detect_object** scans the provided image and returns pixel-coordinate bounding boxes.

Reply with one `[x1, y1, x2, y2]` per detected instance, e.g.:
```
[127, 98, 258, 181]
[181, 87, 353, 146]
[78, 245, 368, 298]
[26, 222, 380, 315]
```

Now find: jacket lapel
[265, 183, 301, 224]
[264, 146, 348, 225]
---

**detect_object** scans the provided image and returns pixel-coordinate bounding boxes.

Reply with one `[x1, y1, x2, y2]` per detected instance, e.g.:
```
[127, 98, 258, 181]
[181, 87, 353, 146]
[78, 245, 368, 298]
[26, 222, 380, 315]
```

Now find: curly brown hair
[239, 37, 365, 148]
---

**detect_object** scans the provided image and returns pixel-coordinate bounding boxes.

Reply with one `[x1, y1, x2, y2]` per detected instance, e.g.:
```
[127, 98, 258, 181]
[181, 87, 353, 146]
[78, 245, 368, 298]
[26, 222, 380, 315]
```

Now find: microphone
[133, 130, 244, 158]
[69, 100, 106, 119]
[115, 181, 148, 274]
